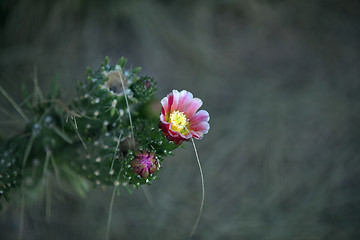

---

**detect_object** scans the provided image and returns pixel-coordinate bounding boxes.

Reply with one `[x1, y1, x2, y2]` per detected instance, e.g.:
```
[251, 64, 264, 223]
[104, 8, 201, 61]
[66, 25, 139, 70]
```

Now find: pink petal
[161, 96, 169, 116]
[160, 120, 170, 130]
[191, 131, 203, 139]
[179, 132, 192, 140]
[184, 98, 202, 118]
[170, 90, 180, 113]
[189, 110, 209, 124]
[167, 92, 174, 115]
[190, 122, 210, 133]
[160, 114, 167, 123]
[177, 90, 194, 111]
[168, 127, 180, 138]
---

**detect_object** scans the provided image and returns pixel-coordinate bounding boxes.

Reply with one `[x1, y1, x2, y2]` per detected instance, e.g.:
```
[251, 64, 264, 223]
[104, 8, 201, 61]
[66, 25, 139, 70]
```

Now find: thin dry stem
[0, 86, 29, 122]
[188, 137, 205, 238]
[117, 70, 135, 147]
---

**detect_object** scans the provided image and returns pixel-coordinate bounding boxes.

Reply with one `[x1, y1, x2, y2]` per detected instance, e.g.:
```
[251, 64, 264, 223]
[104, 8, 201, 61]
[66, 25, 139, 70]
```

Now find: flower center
[169, 110, 188, 133]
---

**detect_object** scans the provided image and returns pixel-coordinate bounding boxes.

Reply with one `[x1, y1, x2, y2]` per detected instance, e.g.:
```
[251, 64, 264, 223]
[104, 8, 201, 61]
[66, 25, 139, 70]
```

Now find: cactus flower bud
[130, 150, 159, 179]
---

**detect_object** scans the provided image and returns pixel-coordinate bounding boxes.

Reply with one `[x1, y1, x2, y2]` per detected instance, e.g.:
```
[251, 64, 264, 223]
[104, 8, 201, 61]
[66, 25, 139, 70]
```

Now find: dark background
[1, 0, 360, 239]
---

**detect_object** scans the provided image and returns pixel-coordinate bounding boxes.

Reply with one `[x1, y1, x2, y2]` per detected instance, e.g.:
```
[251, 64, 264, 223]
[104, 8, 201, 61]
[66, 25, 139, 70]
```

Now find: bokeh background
[1, 0, 360, 239]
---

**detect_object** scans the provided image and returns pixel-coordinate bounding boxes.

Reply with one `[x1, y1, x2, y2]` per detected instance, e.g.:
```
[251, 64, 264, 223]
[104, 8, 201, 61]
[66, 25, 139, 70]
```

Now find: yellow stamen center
[169, 110, 188, 134]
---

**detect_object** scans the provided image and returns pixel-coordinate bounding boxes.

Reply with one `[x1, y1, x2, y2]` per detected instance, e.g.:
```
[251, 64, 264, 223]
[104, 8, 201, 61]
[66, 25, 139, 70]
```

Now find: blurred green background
[1, 0, 360, 239]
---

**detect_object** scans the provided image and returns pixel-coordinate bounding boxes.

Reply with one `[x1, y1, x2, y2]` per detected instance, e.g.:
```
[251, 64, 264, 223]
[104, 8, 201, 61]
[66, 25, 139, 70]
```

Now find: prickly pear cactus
[0, 57, 178, 210]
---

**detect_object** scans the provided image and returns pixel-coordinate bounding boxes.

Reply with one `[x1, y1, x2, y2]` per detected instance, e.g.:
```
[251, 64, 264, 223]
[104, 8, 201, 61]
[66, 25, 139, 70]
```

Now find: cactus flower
[160, 90, 210, 144]
[130, 150, 159, 179]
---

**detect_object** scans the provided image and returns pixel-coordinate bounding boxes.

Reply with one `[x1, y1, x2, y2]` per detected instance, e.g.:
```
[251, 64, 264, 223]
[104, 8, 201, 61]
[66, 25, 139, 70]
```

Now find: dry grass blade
[0, 86, 29, 122]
